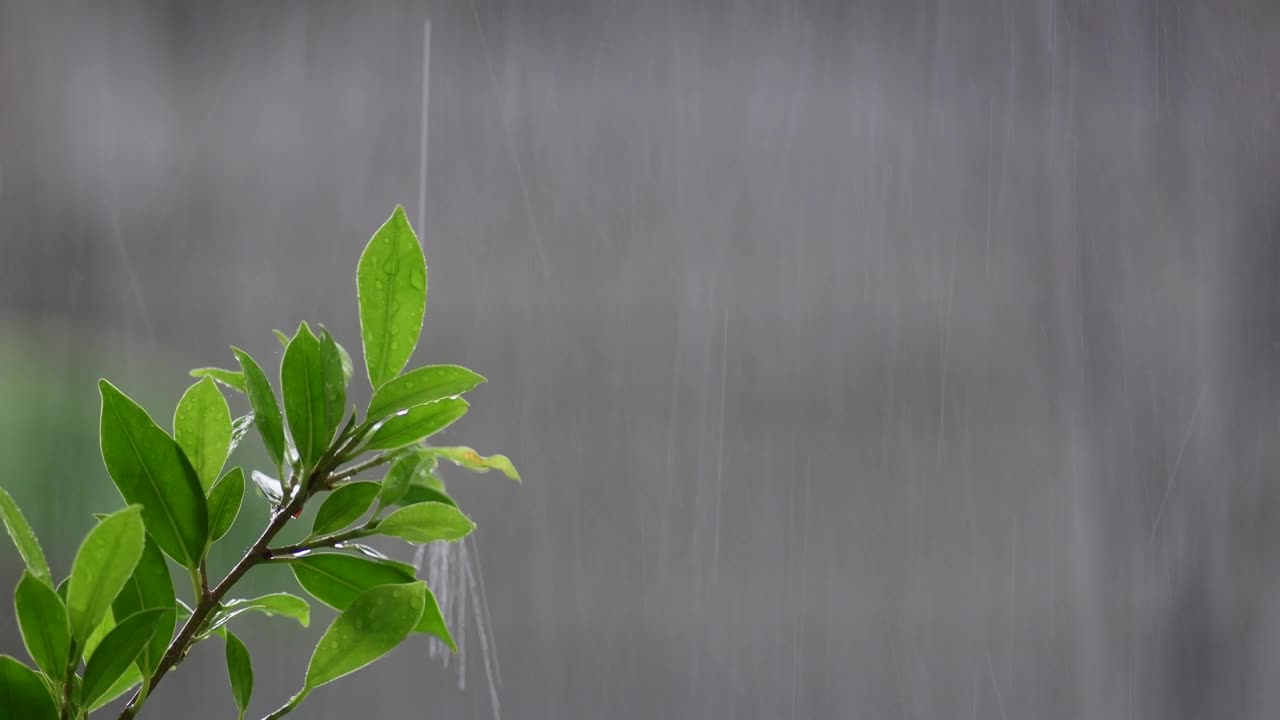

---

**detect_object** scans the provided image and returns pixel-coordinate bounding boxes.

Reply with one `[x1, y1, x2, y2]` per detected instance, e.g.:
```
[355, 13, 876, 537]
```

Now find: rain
[2, 1, 1280, 718]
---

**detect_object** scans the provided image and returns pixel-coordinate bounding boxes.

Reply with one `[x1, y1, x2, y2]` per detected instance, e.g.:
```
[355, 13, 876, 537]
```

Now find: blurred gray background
[2, 0, 1280, 718]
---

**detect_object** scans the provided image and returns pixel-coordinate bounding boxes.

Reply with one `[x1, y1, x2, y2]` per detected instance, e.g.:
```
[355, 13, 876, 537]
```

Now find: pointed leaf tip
[99, 380, 209, 568]
[305, 581, 426, 689]
[0, 486, 51, 584]
[358, 206, 427, 389]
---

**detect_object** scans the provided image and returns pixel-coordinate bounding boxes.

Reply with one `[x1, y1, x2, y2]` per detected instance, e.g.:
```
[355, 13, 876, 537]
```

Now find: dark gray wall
[2, 0, 1280, 718]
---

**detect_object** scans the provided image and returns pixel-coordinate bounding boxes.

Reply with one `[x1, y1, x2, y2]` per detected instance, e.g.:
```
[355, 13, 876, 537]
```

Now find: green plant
[0, 207, 519, 719]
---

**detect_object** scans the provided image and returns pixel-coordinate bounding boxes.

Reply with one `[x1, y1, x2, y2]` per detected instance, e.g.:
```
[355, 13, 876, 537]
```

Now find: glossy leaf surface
[14, 570, 69, 681]
[208, 467, 246, 542]
[0, 487, 51, 585]
[305, 582, 427, 688]
[232, 348, 286, 468]
[99, 380, 209, 568]
[358, 205, 427, 388]
[67, 505, 145, 643]
[311, 482, 379, 537]
[110, 536, 175, 676]
[365, 398, 468, 451]
[366, 365, 484, 424]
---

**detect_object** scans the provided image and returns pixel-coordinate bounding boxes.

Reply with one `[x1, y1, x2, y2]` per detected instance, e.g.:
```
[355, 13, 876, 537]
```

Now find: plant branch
[115, 481, 310, 719]
[58, 641, 77, 720]
[268, 524, 372, 558]
[262, 687, 311, 720]
[327, 450, 400, 485]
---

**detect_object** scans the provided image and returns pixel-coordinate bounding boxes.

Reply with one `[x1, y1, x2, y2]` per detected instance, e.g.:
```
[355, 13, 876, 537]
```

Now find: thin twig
[268, 525, 371, 558]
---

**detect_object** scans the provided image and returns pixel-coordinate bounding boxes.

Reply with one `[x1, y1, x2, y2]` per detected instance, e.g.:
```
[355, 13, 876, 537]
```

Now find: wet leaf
[225, 631, 252, 720]
[366, 365, 485, 424]
[14, 570, 69, 681]
[175, 376, 233, 491]
[311, 482, 379, 537]
[365, 398, 468, 451]
[282, 322, 335, 471]
[208, 467, 246, 542]
[232, 348, 286, 468]
[319, 330, 348, 439]
[81, 608, 164, 708]
[287, 553, 417, 616]
[398, 479, 457, 509]
[111, 536, 175, 676]
[66, 505, 145, 643]
[374, 501, 475, 545]
[416, 584, 455, 651]
[331, 335, 355, 384]
[190, 367, 247, 394]
[0, 655, 56, 720]
[429, 446, 521, 483]
[378, 453, 433, 508]
[358, 205, 427, 389]
[208, 593, 310, 633]
[99, 380, 209, 568]
[0, 486, 51, 585]
[305, 581, 427, 688]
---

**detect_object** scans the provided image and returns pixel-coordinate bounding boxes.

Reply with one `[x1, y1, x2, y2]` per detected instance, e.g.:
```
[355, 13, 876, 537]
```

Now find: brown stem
[115, 487, 308, 719]
[268, 525, 370, 558]
[115, 429, 359, 720]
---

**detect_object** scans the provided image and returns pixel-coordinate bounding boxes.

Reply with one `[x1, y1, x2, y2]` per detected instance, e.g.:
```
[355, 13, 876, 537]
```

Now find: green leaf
[375, 501, 475, 545]
[282, 322, 336, 471]
[67, 505, 146, 644]
[416, 584, 455, 651]
[379, 453, 434, 508]
[99, 380, 210, 568]
[190, 367, 248, 393]
[429, 446, 521, 483]
[273, 328, 291, 347]
[311, 482, 379, 537]
[365, 398, 469, 451]
[366, 365, 485, 424]
[319, 328, 349, 424]
[332, 336, 355, 384]
[175, 376, 234, 491]
[208, 467, 246, 542]
[358, 205, 427, 389]
[82, 608, 114, 660]
[399, 480, 457, 509]
[86, 662, 141, 712]
[81, 608, 164, 708]
[14, 571, 70, 681]
[305, 581, 427, 689]
[0, 486, 51, 584]
[208, 593, 310, 634]
[287, 553, 416, 611]
[0, 655, 57, 720]
[232, 348, 286, 468]
[225, 631, 253, 720]
[111, 536, 175, 677]
[250, 470, 284, 507]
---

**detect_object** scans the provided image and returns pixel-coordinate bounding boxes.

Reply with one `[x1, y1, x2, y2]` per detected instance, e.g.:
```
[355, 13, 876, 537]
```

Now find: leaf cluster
[0, 207, 518, 719]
